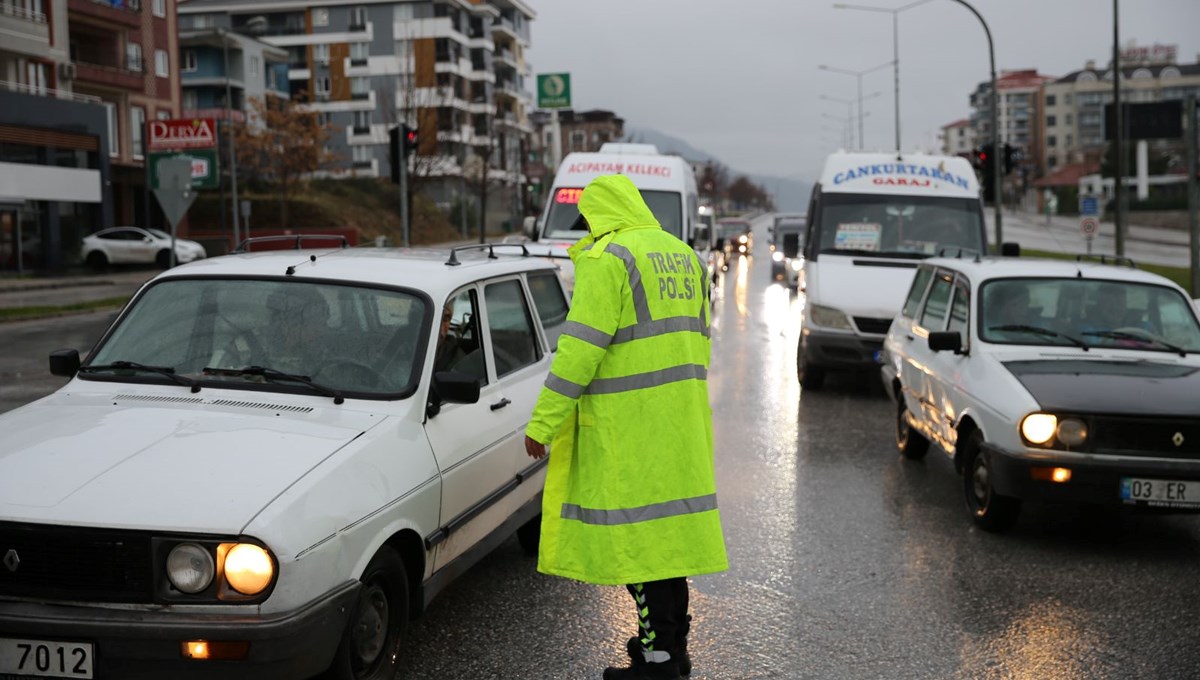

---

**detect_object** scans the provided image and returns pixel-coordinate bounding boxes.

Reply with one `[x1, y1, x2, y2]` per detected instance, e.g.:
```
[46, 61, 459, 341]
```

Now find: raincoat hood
[569, 174, 661, 262]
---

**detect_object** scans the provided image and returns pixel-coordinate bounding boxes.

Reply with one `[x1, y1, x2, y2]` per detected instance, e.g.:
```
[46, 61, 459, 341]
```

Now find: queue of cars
[0, 242, 566, 679]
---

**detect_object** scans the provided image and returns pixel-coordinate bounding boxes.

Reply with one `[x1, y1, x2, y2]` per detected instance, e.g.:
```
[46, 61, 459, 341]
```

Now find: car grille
[1091, 417, 1200, 458]
[0, 522, 154, 603]
[853, 317, 893, 335]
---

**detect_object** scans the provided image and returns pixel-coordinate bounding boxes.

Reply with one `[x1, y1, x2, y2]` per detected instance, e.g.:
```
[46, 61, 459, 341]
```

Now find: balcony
[75, 59, 144, 90]
[68, 0, 140, 28]
[0, 79, 100, 104]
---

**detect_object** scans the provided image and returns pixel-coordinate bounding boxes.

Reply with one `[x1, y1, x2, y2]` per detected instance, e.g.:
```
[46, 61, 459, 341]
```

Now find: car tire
[156, 249, 172, 269]
[85, 251, 108, 271]
[324, 547, 408, 680]
[896, 400, 929, 460]
[796, 347, 826, 391]
[516, 514, 541, 557]
[961, 431, 1020, 532]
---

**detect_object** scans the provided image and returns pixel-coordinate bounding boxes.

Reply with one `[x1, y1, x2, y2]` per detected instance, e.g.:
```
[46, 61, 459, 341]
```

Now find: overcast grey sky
[530, 0, 1200, 182]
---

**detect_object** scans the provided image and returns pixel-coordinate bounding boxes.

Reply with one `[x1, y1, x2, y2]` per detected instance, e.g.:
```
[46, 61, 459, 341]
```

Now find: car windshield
[815, 192, 984, 258]
[979, 278, 1200, 353]
[86, 279, 429, 397]
[543, 187, 683, 240]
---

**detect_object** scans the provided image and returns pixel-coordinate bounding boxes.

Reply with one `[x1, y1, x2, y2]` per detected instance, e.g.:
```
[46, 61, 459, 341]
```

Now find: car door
[895, 266, 934, 425]
[95, 230, 128, 263]
[908, 269, 954, 449]
[517, 270, 569, 483]
[926, 275, 972, 451]
[422, 285, 518, 571]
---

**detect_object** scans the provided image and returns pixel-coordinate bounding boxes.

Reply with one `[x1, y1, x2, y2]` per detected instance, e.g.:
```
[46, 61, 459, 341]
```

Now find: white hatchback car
[81, 226, 207, 269]
[0, 241, 566, 679]
[882, 255, 1200, 532]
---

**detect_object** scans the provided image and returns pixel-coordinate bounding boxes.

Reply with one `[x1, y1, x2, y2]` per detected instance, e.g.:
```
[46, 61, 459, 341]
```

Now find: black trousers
[625, 577, 689, 653]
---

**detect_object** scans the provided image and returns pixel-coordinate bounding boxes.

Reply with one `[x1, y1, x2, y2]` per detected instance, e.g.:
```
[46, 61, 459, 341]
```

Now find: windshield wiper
[988, 325, 1091, 350]
[1080, 330, 1188, 357]
[202, 365, 344, 404]
[79, 360, 200, 392]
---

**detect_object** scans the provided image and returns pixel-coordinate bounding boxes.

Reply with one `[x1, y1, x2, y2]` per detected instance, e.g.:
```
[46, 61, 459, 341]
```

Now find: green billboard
[537, 73, 571, 109]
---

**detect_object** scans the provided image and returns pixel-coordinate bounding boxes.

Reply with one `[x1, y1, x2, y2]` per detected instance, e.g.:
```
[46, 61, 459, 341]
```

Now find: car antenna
[285, 254, 318, 277]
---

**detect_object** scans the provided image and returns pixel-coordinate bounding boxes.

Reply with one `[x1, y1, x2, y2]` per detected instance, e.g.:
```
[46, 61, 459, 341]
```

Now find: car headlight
[221, 543, 275, 595]
[167, 543, 215, 594]
[790, 260, 803, 271]
[772, 251, 784, 262]
[1020, 413, 1057, 445]
[1056, 418, 1088, 447]
[808, 304, 853, 330]
[738, 235, 748, 243]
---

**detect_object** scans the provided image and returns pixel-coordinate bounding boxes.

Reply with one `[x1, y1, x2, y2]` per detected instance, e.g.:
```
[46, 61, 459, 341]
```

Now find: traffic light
[389, 124, 420, 184]
[1003, 143, 1018, 175]
[976, 143, 995, 203]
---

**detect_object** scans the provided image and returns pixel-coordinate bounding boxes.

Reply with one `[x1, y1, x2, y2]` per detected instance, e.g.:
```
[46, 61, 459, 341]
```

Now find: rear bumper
[800, 329, 884, 371]
[986, 444, 1200, 510]
[0, 581, 358, 680]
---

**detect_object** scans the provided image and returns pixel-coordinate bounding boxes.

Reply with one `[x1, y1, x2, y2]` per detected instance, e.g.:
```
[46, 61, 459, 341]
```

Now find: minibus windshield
[814, 193, 984, 259]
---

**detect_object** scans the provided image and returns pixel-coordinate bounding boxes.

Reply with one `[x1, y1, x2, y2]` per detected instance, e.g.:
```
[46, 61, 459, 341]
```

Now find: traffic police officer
[524, 174, 728, 680]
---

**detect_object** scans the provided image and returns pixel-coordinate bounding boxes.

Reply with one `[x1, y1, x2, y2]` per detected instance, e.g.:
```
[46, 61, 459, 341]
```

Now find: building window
[1046, 114, 1056, 127]
[131, 107, 146, 158]
[1066, 113, 1073, 125]
[103, 102, 119, 157]
[1047, 135, 1057, 148]
[152, 0, 165, 17]
[313, 44, 329, 65]
[350, 42, 369, 64]
[1048, 156, 1057, 169]
[250, 56, 260, 77]
[315, 76, 331, 96]
[24, 61, 48, 95]
[127, 43, 143, 72]
[312, 8, 329, 26]
[1045, 94, 1056, 107]
[1066, 134, 1073, 147]
[127, 0, 140, 10]
[352, 145, 371, 165]
[353, 111, 370, 132]
[267, 66, 278, 90]
[1065, 94, 1073, 105]
[155, 49, 169, 77]
[351, 6, 367, 28]
[182, 90, 197, 111]
[570, 131, 585, 150]
[351, 77, 369, 98]
[182, 50, 197, 73]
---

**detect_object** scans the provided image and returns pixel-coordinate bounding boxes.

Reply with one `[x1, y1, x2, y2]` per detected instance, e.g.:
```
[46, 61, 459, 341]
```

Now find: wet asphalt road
[4, 218, 1200, 678]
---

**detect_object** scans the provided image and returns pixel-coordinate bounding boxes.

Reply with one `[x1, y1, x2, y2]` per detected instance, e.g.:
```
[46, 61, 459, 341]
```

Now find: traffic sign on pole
[153, 157, 197, 268]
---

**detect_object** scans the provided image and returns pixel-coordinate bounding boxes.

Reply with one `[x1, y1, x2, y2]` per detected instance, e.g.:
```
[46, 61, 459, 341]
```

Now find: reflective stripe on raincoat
[526, 174, 728, 585]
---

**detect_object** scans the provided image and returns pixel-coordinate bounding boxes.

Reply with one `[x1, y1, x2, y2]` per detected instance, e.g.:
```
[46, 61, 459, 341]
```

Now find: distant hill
[625, 126, 812, 213]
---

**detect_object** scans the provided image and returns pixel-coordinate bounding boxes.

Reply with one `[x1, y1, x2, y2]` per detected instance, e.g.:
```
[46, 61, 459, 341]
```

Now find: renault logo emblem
[2, 549, 17, 573]
[1174, 432, 1186, 448]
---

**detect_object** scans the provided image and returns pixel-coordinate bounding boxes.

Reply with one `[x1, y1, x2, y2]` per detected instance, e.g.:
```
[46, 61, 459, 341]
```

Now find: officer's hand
[525, 435, 547, 459]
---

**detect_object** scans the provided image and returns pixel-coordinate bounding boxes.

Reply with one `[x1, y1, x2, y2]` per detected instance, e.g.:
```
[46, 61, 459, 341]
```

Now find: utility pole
[1112, 0, 1125, 256]
[1187, 94, 1198, 296]
[219, 28, 240, 247]
[949, 0, 1001, 250]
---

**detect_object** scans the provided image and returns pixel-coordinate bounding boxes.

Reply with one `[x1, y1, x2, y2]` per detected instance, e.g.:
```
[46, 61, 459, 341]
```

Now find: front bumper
[0, 581, 358, 680]
[800, 329, 884, 371]
[986, 444, 1200, 509]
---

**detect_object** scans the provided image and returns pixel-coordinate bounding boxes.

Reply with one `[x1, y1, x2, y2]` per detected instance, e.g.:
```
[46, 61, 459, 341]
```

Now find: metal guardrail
[234, 234, 351, 253]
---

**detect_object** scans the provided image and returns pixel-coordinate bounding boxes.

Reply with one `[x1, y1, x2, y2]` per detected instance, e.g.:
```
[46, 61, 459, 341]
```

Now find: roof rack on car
[234, 235, 351, 253]
[445, 242, 531, 266]
[937, 246, 983, 262]
[1075, 254, 1136, 268]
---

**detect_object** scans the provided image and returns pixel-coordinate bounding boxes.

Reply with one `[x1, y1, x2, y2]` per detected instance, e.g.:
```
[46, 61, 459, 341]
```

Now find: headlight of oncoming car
[790, 260, 803, 271]
[1019, 413, 1089, 449]
[808, 304, 853, 331]
[772, 251, 784, 262]
[738, 235, 748, 243]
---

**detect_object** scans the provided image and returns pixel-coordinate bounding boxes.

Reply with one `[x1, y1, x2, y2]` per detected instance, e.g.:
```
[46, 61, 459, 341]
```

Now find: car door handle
[490, 398, 511, 411]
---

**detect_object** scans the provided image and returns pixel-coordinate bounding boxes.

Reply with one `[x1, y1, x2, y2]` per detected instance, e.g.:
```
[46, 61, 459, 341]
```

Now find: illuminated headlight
[790, 260, 803, 271]
[1056, 418, 1088, 447]
[1020, 413, 1057, 445]
[772, 251, 784, 262]
[221, 543, 275, 595]
[738, 245, 746, 253]
[738, 235, 748, 243]
[167, 543, 215, 594]
[808, 304, 853, 330]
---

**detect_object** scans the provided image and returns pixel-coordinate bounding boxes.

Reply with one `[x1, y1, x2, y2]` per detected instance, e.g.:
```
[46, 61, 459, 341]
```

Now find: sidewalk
[0, 269, 158, 320]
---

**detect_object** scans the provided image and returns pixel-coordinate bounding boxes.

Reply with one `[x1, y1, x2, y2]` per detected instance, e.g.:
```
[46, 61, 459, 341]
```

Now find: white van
[526, 144, 700, 292]
[798, 151, 987, 390]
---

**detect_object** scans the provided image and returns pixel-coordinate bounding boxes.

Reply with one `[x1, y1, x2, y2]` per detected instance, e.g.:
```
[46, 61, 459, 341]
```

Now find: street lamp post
[820, 62, 891, 149]
[821, 96, 856, 148]
[946, 0, 1002, 250]
[833, 0, 935, 153]
[821, 112, 854, 149]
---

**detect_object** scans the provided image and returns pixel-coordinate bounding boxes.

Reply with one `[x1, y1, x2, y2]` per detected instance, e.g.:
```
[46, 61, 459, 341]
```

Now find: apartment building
[67, 0, 181, 228]
[1041, 45, 1200, 173]
[939, 119, 973, 158]
[0, 0, 115, 271]
[969, 69, 1056, 187]
[179, 29, 290, 122]
[177, 0, 536, 220]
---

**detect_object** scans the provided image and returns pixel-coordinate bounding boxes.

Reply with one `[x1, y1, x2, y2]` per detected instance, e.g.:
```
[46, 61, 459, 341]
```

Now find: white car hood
[0, 392, 379, 534]
[810, 255, 919, 319]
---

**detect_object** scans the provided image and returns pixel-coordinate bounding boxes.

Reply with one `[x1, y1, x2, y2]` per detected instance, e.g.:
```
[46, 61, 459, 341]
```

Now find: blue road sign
[1080, 196, 1100, 216]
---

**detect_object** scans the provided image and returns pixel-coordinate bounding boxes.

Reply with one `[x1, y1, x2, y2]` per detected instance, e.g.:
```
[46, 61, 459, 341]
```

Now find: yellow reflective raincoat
[526, 174, 728, 585]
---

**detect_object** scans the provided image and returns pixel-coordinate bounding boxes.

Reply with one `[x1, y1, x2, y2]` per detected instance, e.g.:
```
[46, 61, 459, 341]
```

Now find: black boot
[603, 657, 682, 680]
[626, 615, 692, 676]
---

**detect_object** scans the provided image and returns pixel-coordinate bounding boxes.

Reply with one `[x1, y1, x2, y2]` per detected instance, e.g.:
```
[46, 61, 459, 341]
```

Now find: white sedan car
[883, 255, 1200, 532]
[82, 226, 207, 269]
[0, 242, 566, 679]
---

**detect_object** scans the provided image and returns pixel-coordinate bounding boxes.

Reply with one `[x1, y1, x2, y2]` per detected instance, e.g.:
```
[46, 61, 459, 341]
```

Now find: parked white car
[81, 226, 207, 269]
[0, 241, 566, 679]
[882, 255, 1200, 532]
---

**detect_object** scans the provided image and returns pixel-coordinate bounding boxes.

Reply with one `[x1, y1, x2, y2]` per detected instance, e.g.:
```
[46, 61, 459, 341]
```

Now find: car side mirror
[49, 348, 80, 377]
[433, 371, 481, 404]
[522, 216, 538, 240]
[1000, 242, 1021, 257]
[928, 331, 965, 354]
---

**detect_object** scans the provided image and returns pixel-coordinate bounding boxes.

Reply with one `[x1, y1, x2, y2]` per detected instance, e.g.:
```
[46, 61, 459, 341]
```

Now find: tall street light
[821, 112, 854, 149]
[820, 61, 892, 149]
[833, 0, 935, 153]
[945, 0, 1002, 250]
[820, 95, 857, 148]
